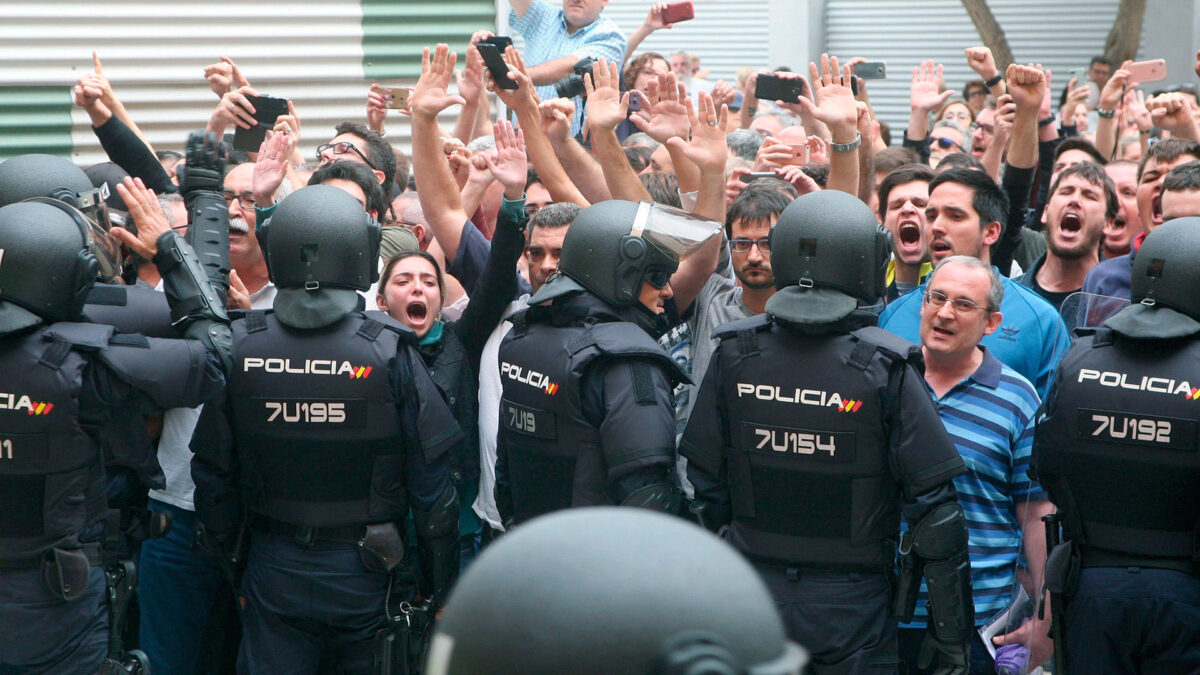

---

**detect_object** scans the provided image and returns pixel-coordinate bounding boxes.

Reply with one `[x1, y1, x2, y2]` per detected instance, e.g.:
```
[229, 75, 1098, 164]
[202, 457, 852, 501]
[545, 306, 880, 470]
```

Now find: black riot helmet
[530, 200, 719, 322]
[262, 185, 380, 329]
[426, 508, 808, 675]
[1106, 217, 1200, 339]
[0, 153, 123, 281]
[0, 201, 100, 333]
[765, 190, 889, 325]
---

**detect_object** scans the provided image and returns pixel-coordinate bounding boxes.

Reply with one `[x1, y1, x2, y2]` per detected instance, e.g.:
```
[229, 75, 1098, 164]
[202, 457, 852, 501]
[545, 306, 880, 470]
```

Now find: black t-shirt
[1031, 279, 1076, 313]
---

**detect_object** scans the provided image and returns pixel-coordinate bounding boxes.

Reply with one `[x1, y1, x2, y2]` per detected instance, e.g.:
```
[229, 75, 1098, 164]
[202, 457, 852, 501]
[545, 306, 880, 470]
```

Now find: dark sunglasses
[645, 270, 671, 289]
[927, 137, 962, 151]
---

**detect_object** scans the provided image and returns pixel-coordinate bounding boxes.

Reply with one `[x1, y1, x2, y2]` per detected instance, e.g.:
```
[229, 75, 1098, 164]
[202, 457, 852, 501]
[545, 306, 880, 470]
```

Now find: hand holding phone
[1126, 59, 1166, 85]
[661, 1, 694, 25]
[233, 94, 290, 152]
[379, 87, 411, 110]
[755, 74, 805, 104]
[476, 40, 518, 90]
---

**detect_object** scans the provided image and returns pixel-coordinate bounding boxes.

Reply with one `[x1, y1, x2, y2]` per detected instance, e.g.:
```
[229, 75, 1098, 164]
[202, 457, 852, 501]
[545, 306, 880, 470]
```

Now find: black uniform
[494, 293, 687, 526]
[1032, 326, 1200, 673]
[191, 309, 463, 673]
[681, 314, 967, 672]
[0, 321, 223, 673]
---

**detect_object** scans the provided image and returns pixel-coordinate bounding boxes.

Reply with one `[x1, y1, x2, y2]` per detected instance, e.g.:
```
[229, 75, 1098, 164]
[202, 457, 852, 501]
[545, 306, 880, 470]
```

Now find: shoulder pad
[361, 311, 418, 345]
[851, 325, 919, 361]
[98, 336, 209, 409]
[711, 313, 773, 341]
[1087, 326, 1113, 347]
[44, 322, 116, 350]
[571, 321, 690, 385]
[81, 285, 174, 338]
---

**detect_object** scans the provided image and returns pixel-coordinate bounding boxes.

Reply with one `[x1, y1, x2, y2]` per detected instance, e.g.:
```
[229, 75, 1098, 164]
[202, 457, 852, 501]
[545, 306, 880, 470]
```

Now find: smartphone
[755, 74, 804, 104]
[661, 1, 694, 25]
[1126, 58, 1167, 84]
[1070, 67, 1089, 84]
[853, 61, 886, 80]
[627, 90, 644, 114]
[476, 42, 518, 90]
[232, 94, 290, 152]
[787, 144, 810, 166]
[379, 87, 410, 110]
[478, 35, 513, 51]
[739, 171, 778, 183]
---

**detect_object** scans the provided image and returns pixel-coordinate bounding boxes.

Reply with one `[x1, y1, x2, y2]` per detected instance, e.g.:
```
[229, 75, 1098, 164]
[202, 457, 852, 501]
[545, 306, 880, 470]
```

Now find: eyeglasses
[223, 190, 256, 210]
[645, 270, 671, 289]
[927, 137, 962, 151]
[965, 89, 988, 99]
[316, 142, 379, 171]
[729, 237, 771, 253]
[924, 290, 989, 315]
[969, 122, 994, 134]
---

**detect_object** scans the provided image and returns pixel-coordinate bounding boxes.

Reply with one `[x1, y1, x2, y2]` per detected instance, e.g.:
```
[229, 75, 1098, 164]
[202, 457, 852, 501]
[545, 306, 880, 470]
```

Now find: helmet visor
[630, 201, 721, 260]
[74, 188, 123, 281]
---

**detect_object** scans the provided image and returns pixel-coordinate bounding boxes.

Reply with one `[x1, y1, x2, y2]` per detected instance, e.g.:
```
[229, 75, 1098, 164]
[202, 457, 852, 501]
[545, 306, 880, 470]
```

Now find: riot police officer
[426, 508, 809, 674]
[1031, 217, 1200, 673]
[680, 190, 974, 672]
[494, 200, 712, 527]
[0, 183, 229, 673]
[190, 185, 463, 673]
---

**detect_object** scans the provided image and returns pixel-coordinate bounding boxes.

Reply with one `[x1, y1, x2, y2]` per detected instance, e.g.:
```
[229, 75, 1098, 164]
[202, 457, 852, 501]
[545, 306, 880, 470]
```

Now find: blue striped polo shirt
[904, 346, 1047, 627]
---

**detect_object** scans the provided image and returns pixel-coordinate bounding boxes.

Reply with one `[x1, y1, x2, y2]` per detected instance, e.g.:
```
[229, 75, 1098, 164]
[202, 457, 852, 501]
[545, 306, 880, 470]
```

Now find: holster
[375, 616, 414, 675]
[359, 522, 406, 574]
[1043, 540, 1081, 598]
[40, 547, 93, 602]
[891, 540, 922, 622]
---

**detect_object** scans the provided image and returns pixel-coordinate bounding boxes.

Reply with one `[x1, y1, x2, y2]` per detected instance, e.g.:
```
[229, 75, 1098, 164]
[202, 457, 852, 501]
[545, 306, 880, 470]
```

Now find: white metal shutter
[825, 0, 1135, 136]
[0, 0, 493, 166]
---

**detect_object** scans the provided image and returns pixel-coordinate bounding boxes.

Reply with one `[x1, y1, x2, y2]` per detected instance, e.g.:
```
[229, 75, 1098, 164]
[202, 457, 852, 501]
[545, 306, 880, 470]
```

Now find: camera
[553, 57, 597, 99]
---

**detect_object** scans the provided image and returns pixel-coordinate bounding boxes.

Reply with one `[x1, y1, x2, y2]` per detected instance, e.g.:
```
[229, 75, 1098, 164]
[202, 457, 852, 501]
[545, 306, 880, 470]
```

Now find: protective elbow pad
[909, 502, 973, 645]
[154, 233, 229, 325]
[620, 482, 683, 516]
[184, 190, 231, 301]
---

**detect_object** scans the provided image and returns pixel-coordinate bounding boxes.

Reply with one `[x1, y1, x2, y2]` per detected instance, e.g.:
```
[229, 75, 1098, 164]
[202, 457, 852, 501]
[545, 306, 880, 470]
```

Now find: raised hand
[964, 46, 999, 80]
[1060, 77, 1090, 123]
[203, 56, 251, 98]
[73, 75, 107, 112]
[457, 42, 486, 104]
[754, 136, 795, 172]
[111, 177, 172, 260]
[488, 46, 539, 114]
[254, 130, 291, 206]
[666, 91, 729, 175]
[1148, 92, 1200, 139]
[538, 98, 576, 143]
[1005, 63, 1046, 112]
[584, 57, 628, 134]
[209, 85, 260, 132]
[910, 60, 953, 113]
[485, 120, 528, 197]
[643, 3, 671, 31]
[993, 93, 1017, 146]
[1125, 89, 1152, 132]
[1099, 61, 1132, 111]
[412, 44, 465, 119]
[775, 165, 821, 195]
[710, 80, 736, 112]
[631, 71, 690, 144]
[802, 54, 859, 137]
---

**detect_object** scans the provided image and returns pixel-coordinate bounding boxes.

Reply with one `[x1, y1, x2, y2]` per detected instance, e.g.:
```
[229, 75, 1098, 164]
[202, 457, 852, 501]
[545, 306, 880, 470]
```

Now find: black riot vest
[710, 315, 912, 571]
[229, 310, 415, 528]
[81, 283, 173, 338]
[498, 310, 685, 524]
[0, 323, 114, 562]
[1033, 328, 1200, 567]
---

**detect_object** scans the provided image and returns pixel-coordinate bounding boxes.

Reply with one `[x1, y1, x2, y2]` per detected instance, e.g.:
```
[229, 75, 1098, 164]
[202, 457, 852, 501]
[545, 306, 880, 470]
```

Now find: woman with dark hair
[375, 122, 528, 566]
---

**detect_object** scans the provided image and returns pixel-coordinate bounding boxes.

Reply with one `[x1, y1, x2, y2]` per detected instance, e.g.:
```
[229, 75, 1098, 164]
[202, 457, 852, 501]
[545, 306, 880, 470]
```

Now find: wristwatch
[985, 73, 1004, 88]
[830, 132, 862, 153]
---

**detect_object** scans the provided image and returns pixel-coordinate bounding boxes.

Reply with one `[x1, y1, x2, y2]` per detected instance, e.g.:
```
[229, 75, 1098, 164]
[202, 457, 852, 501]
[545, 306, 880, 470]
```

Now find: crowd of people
[2, 1, 1200, 673]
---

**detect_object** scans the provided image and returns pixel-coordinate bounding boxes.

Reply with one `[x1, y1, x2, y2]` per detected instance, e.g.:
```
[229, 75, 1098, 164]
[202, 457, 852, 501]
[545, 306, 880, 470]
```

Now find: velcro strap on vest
[1091, 327, 1114, 347]
[847, 341, 876, 371]
[38, 340, 72, 370]
[244, 310, 269, 333]
[85, 284, 128, 306]
[736, 329, 760, 358]
[357, 318, 384, 342]
[566, 329, 595, 355]
[108, 333, 150, 348]
[509, 311, 527, 336]
[630, 361, 656, 406]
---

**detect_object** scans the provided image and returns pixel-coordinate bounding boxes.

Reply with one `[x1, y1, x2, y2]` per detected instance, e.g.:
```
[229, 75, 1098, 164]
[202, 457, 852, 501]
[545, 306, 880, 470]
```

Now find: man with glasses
[928, 120, 970, 168]
[315, 122, 399, 216]
[898, 255, 1054, 672]
[963, 79, 989, 114]
[879, 168, 1068, 399]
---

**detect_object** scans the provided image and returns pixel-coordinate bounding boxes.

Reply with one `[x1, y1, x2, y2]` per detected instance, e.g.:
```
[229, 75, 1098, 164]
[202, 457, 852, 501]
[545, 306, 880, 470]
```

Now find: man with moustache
[1083, 138, 1200, 299]
[1016, 163, 1117, 313]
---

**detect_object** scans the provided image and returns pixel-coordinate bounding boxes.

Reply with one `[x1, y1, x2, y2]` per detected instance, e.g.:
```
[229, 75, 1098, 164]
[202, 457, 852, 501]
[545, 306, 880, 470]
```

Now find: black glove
[177, 131, 227, 198]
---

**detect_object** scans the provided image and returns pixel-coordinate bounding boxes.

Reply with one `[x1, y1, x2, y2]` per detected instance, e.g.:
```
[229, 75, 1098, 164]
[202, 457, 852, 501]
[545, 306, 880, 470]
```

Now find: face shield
[629, 201, 722, 261]
[69, 188, 123, 281]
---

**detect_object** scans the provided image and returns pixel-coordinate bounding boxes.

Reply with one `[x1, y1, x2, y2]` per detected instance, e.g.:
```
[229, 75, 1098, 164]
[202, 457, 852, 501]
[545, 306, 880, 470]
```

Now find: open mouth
[229, 218, 249, 235]
[1059, 212, 1082, 233]
[898, 222, 921, 246]
[1152, 194, 1163, 225]
[406, 301, 428, 323]
[930, 323, 955, 339]
[930, 239, 953, 256]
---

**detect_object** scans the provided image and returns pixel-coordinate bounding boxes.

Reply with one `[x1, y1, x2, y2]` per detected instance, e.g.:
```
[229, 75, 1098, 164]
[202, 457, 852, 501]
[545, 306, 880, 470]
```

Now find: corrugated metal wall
[825, 0, 1144, 135]
[0, 0, 494, 166]
[600, 0, 774, 82]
